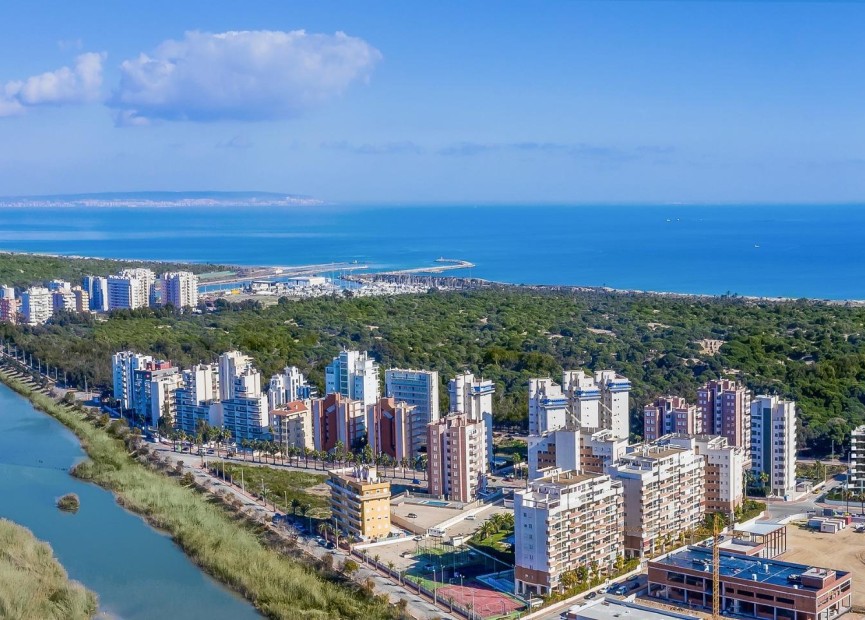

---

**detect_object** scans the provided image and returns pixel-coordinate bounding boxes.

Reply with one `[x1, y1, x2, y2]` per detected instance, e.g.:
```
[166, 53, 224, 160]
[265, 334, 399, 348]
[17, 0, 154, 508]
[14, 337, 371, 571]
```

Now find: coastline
[4, 247, 865, 305]
[0, 365, 394, 620]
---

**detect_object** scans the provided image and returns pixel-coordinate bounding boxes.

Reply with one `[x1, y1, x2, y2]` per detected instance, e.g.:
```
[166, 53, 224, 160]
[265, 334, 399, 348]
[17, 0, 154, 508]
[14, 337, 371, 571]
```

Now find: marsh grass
[0, 518, 97, 620]
[0, 368, 396, 620]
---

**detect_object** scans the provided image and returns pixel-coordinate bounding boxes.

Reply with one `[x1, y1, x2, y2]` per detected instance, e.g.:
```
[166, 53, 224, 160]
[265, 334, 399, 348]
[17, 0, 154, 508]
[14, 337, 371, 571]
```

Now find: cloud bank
[0, 52, 104, 116]
[111, 30, 382, 125]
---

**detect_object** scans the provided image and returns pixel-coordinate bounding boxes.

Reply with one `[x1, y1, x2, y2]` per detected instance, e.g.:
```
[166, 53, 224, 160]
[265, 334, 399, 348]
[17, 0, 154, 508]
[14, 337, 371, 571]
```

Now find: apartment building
[268, 366, 316, 411]
[427, 413, 487, 503]
[82, 275, 109, 312]
[327, 466, 391, 541]
[580, 428, 631, 475]
[750, 395, 797, 499]
[449, 372, 495, 466]
[21, 286, 52, 325]
[325, 349, 380, 407]
[132, 361, 181, 427]
[0, 296, 18, 324]
[608, 443, 705, 558]
[107, 268, 155, 310]
[528, 429, 581, 480]
[850, 425, 865, 493]
[71, 286, 90, 313]
[271, 400, 314, 452]
[697, 379, 751, 451]
[219, 356, 268, 441]
[311, 393, 366, 452]
[366, 396, 416, 461]
[112, 351, 154, 411]
[528, 377, 569, 435]
[385, 368, 439, 453]
[51, 289, 76, 314]
[174, 363, 221, 435]
[643, 396, 702, 442]
[562, 370, 631, 439]
[218, 350, 255, 401]
[514, 470, 624, 597]
[160, 271, 199, 309]
[663, 434, 745, 515]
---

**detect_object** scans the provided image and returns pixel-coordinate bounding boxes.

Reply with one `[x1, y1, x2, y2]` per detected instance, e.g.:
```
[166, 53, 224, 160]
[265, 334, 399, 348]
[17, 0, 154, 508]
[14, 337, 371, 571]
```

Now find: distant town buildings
[385, 368, 439, 453]
[107, 268, 155, 310]
[427, 412, 487, 503]
[82, 275, 109, 312]
[515, 469, 623, 597]
[750, 395, 797, 499]
[325, 349, 380, 407]
[327, 466, 391, 541]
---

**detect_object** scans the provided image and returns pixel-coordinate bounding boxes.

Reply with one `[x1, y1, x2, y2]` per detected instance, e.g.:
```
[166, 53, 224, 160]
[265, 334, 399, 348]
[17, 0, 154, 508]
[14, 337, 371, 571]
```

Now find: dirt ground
[781, 523, 865, 616]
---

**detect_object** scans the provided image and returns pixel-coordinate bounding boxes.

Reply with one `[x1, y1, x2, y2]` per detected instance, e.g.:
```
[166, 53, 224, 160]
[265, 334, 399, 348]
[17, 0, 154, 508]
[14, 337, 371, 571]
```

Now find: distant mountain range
[0, 191, 323, 208]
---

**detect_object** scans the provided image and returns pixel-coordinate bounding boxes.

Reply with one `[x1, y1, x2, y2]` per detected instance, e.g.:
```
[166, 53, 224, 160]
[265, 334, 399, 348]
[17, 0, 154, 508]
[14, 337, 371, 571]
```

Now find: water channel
[0, 382, 261, 619]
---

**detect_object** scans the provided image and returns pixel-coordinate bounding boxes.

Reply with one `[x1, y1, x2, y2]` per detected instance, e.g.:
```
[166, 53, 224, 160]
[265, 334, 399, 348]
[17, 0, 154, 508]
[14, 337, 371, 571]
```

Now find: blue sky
[0, 1, 863, 204]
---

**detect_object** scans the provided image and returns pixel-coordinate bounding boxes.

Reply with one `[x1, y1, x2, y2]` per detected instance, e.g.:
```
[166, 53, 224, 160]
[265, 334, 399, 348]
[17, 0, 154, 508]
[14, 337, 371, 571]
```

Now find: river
[0, 382, 261, 620]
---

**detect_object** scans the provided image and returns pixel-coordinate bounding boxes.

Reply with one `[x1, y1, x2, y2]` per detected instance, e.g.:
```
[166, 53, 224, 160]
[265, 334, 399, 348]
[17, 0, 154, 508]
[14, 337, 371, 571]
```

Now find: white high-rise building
[161, 271, 199, 309]
[527, 428, 581, 480]
[385, 368, 440, 454]
[132, 362, 182, 427]
[528, 378, 569, 435]
[51, 290, 76, 314]
[47, 279, 71, 292]
[662, 434, 746, 515]
[112, 351, 154, 411]
[268, 366, 316, 411]
[175, 363, 221, 434]
[107, 269, 155, 310]
[515, 470, 623, 597]
[218, 351, 268, 441]
[325, 349, 380, 407]
[850, 426, 865, 494]
[21, 287, 52, 325]
[449, 372, 495, 466]
[750, 395, 797, 500]
[562, 369, 631, 439]
[218, 350, 254, 401]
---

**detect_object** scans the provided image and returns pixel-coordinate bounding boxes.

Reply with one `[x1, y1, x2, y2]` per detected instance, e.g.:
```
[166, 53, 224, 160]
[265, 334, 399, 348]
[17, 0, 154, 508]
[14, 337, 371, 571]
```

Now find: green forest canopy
[4, 285, 865, 457]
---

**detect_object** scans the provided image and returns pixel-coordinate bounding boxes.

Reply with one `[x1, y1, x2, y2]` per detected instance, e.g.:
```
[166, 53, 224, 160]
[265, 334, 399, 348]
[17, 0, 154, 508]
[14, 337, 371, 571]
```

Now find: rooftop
[571, 598, 700, 620]
[534, 469, 597, 487]
[652, 546, 848, 591]
[733, 522, 786, 536]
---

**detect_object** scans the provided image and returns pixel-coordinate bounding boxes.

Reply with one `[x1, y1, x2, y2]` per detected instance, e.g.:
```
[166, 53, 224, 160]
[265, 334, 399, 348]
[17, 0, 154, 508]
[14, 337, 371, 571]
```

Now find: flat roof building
[385, 368, 439, 454]
[644, 396, 701, 442]
[271, 400, 314, 452]
[648, 546, 852, 620]
[327, 466, 391, 541]
[427, 413, 487, 503]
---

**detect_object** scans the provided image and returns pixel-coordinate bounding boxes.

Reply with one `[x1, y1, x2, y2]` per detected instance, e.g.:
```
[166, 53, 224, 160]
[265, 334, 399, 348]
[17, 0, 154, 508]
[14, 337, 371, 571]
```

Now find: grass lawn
[218, 463, 330, 517]
[469, 530, 515, 565]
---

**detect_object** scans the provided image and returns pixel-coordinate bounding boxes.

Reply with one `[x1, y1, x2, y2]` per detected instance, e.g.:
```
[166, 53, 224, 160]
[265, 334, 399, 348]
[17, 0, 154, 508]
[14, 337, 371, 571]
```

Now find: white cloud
[111, 30, 381, 125]
[0, 52, 105, 116]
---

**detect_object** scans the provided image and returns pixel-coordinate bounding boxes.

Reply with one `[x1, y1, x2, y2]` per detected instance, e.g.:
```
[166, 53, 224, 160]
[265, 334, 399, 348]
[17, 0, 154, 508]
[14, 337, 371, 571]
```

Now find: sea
[0, 203, 863, 300]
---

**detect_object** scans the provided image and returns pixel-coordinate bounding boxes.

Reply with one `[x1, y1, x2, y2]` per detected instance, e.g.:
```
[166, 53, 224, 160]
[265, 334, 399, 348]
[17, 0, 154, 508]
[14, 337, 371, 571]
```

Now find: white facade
[268, 366, 315, 411]
[385, 368, 440, 454]
[218, 350, 254, 401]
[161, 271, 199, 309]
[750, 395, 797, 499]
[271, 401, 314, 451]
[562, 369, 631, 439]
[222, 394, 269, 441]
[663, 434, 745, 514]
[175, 363, 221, 434]
[325, 349, 380, 407]
[21, 287, 52, 325]
[515, 470, 623, 597]
[52, 290, 76, 314]
[112, 351, 153, 411]
[449, 372, 495, 466]
[528, 377, 569, 435]
[527, 428, 581, 480]
[133, 365, 183, 428]
[850, 425, 865, 493]
[609, 444, 705, 558]
[107, 269, 155, 310]
[47, 279, 71, 292]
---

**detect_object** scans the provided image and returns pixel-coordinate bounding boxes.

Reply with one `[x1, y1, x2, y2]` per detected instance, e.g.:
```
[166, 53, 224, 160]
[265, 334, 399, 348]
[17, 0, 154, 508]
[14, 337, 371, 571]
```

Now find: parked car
[585, 592, 597, 600]
[407, 513, 418, 519]
[326, 541, 335, 549]
[412, 478, 421, 485]
[465, 515, 476, 521]
[613, 586, 628, 595]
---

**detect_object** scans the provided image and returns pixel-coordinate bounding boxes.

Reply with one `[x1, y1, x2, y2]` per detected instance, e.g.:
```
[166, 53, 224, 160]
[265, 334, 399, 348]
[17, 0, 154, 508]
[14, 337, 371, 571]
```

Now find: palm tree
[303, 447, 312, 468]
[240, 438, 250, 461]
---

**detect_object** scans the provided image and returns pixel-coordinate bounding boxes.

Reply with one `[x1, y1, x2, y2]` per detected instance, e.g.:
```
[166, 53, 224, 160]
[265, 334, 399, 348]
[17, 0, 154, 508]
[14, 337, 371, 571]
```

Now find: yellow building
[327, 466, 391, 541]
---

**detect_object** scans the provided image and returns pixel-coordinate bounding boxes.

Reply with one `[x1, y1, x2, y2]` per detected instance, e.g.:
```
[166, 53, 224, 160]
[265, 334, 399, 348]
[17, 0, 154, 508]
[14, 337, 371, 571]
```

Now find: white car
[465, 515, 476, 521]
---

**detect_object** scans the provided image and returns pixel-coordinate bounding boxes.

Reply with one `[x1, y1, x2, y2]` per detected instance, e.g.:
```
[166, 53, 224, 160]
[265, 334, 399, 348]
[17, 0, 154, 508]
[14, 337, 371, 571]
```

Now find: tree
[341, 559, 359, 576]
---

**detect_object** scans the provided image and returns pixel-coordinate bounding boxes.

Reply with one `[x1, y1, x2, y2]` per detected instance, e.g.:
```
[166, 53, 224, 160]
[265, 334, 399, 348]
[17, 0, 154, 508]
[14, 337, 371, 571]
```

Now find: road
[154, 441, 456, 620]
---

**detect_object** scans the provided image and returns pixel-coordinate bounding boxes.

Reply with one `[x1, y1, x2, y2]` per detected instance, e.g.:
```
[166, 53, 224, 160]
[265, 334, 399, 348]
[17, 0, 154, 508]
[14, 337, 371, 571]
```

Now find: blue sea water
[0, 204, 863, 299]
